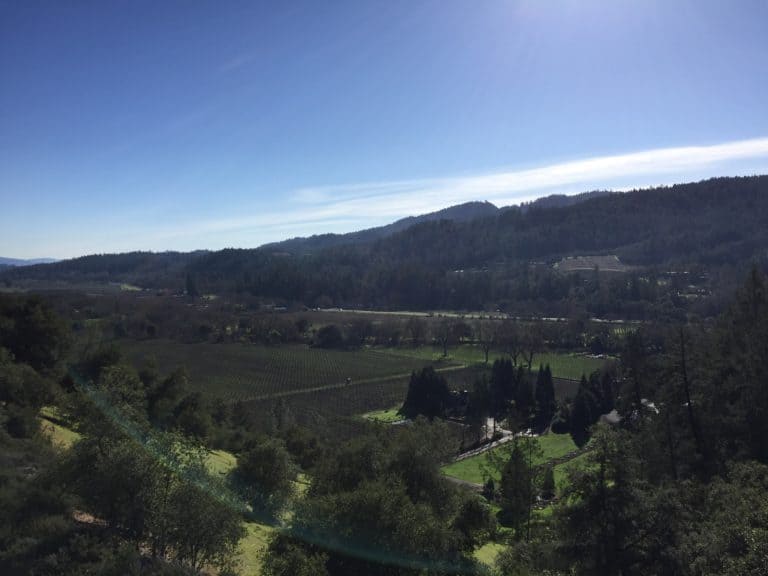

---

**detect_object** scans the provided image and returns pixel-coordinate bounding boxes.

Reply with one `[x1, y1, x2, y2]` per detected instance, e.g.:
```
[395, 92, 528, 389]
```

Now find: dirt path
[240, 364, 468, 402]
[444, 475, 484, 492]
[453, 427, 515, 462]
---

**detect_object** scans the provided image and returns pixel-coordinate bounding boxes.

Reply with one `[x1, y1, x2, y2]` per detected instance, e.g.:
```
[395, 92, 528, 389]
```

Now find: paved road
[316, 307, 642, 325]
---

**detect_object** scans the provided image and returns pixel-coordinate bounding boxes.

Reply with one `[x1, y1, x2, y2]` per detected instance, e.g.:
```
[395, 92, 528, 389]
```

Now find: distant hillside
[262, 193, 610, 255]
[0, 257, 58, 267]
[183, 176, 768, 314]
[261, 201, 500, 254]
[3, 176, 768, 319]
[0, 251, 205, 289]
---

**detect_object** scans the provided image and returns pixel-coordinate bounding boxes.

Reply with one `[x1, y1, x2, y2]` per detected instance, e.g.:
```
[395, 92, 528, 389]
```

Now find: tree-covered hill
[0, 250, 207, 290]
[185, 176, 768, 313]
[261, 200, 502, 255]
[3, 176, 768, 317]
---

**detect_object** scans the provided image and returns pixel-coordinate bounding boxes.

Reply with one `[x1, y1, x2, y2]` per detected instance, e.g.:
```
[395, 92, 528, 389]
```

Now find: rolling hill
[2, 176, 767, 318]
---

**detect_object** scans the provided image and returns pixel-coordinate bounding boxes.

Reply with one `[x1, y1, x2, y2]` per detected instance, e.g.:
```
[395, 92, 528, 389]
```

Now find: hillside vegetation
[4, 176, 768, 319]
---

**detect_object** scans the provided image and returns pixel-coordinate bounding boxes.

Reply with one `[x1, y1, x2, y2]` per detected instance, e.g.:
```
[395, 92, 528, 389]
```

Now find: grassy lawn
[39, 417, 81, 449]
[362, 406, 405, 423]
[39, 405, 81, 449]
[533, 505, 554, 519]
[532, 352, 608, 381]
[553, 451, 593, 495]
[237, 521, 275, 575]
[441, 434, 579, 485]
[205, 449, 238, 476]
[383, 345, 609, 381]
[473, 541, 506, 566]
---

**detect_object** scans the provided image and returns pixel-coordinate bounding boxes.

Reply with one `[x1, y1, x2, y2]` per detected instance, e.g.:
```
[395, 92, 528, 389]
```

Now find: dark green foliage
[315, 324, 344, 349]
[534, 364, 556, 432]
[73, 343, 123, 382]
[0, 250, 202, 290]
[705, 267, 768, 464]
[66, 430, 243, 572]
[494, 271, 768, 576]
[482, 477, 496, 501]
[487, 357, 534, 429]
[173, 391, 212, 439]
[179, 176, 768, 316]
[541, 466, 555, 500]
[233, 437, 296, 519]
[147, 367, 187, 428]
[7, 177, 768, 319]
[569, 369, 614, 447]
[498, 438, 541, 535]
[185, 272, 199, 297]
[267, 420, 483, 575]
[488, 358, 513, 427]
[0, 293, 69, 373]
[452, 496, 497, 552]
[677, 461, 768, 575]
[466, 376, 491, 442]
[0, 348, 53, 437]
[0, 292, 244, 575]
[346, 318, 373, 348]
[400, 367, 451, 419]
[282, 425, 322, 471]
[569, 376, 596, 447]
[164, 477, 244, 572]
[263, 533, 329, 576]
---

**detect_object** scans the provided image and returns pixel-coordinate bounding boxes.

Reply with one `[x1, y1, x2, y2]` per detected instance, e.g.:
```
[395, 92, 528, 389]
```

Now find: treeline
[0, 293, 319, 574]
[487, 268, 768, 574]
[0, 290, 497, 575]
[263, 419, 496, 576]
[0, 292, 246, 574]
[3, 269, 768, 575]
[0, 250, 203, 289]
[3, 176, 768, 318]
[259, 271, 768, 575]
[182, 175, 768, 315]
[400, 355, 614, 449]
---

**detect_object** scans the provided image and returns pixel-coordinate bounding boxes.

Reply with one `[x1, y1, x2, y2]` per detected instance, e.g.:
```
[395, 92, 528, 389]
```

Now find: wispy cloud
[291, 136, 768, 210]
[219, 52, 259, 73]
[159, 136, 768, 247]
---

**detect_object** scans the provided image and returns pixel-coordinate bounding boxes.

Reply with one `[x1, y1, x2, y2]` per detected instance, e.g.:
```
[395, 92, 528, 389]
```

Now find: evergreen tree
[534, 364, 556, 432]
[541, 466, 556, 500]
[399, 367, 450, 420]
[570, 375, 596, 447]
[499, 438, 541, 537]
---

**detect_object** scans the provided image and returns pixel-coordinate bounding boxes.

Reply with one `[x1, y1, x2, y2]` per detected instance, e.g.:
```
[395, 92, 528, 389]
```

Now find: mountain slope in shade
[3, 177, 767, 308]
[261, 201, 501, 254]
[262, 191, 611, 255]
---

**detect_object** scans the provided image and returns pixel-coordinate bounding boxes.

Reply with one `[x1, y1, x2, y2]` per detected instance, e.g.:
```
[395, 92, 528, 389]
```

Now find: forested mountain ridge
[261, 200, 501, 255]
[262, 191, 612, 255]
[3, 176, 768, 317]
[0, 251, 207, 289]
[183, 176, 768, 314]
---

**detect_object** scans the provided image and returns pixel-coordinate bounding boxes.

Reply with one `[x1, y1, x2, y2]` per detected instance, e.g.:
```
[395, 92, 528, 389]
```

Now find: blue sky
[2, 0, 768, 259]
